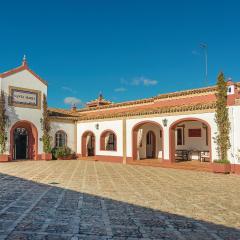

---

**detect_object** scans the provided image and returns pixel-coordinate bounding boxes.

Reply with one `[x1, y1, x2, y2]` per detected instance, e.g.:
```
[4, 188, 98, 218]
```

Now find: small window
[106, 133, 116, 151]
[176, 127, 184, 145]
[55, 131, 67, 147]
[205, 127, 208, 146]
[227, 86, 234, 95]
[101, 131, 117, 151]
[189, 129, 201, 137]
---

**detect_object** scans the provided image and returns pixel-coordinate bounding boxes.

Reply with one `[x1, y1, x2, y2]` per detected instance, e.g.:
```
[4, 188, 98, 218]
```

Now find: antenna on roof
[200, 43, 208, 86]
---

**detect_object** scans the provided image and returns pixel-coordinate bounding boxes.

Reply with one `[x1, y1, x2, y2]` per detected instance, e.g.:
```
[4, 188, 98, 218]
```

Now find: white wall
[50, 121, 76, 151]
[1, 69, 47, 154]
[229, 106, 240, 165]
[77, 120, 123, 156]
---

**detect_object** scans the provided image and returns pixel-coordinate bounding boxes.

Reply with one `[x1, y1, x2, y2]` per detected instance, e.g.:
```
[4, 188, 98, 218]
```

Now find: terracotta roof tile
[48, 85, 219, 120]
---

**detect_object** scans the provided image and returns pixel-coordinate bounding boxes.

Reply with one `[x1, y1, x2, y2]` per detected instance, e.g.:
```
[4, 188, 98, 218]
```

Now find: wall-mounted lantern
[95, 123, 99, 130]
[162, 118, 168, 127]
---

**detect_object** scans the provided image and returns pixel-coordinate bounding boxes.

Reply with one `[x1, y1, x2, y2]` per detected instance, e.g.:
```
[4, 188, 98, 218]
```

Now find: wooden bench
[175, 150, 189, 161]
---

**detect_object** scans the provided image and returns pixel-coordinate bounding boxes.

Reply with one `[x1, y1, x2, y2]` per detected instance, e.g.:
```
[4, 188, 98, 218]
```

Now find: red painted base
[212, 163, 231, 174]
[41, 153, 52, 161]
[0, 154, 9, 162]
[231, 164, 240, 174]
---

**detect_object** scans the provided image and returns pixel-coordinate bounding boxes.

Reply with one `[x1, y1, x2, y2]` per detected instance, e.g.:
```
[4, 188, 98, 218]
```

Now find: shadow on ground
[0, 172, 239, 240]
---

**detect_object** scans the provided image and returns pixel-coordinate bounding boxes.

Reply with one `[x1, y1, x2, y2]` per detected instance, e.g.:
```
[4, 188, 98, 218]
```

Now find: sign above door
[9, 86, 41, 109]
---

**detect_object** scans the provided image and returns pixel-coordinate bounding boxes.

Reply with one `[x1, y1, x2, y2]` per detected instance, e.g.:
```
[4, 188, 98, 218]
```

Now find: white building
[1, 59, 240, 173]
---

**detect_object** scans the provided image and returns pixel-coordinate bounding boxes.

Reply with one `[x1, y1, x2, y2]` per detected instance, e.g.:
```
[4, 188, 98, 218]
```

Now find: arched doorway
[132, 121, 163, 160]
[82, 131, 95, 157]
[169, 118, 211, 163]
[10, 121, 38, 160]
[14, 128, 28, 159]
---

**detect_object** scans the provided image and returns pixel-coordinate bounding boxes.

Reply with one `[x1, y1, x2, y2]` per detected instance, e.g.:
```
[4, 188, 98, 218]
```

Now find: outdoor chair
[200, 151, 210, 162]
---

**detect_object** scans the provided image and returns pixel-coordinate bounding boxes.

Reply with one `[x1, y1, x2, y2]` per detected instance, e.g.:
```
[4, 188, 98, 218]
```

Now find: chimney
[71, 104, 77, 112]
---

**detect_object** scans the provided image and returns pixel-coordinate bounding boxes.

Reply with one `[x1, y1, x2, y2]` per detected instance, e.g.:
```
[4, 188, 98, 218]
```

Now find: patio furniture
[175, 150, 189, 161]
[200, 151, 210, 162]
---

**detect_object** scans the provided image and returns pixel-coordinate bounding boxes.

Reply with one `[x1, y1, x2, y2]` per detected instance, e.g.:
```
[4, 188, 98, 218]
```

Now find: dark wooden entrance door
[146, 131, 155, 158]
[14, 128, 28, 160]
[87, 135, 95, 156]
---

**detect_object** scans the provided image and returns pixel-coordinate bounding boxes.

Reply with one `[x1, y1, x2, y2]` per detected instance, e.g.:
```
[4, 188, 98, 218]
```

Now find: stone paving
[0, 160, 240, 240]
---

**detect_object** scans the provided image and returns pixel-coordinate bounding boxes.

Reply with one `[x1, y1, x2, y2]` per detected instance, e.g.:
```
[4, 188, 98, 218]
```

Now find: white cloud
[192, 50, 201, 56]
[64, 97, 81, 106]
[61, 86, 77, 94]
[114, 87, 127, 92]
[142, 78, 158, 86]
[126, 76, 158, 86]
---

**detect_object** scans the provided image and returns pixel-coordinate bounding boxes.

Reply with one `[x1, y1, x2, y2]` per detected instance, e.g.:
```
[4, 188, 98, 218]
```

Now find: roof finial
[22, 54, 28, 67]
[99, 91, 103, 100]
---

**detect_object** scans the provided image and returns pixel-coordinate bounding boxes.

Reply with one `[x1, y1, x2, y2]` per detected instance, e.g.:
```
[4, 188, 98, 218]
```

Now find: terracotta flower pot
[57, 155, 73, 160]
[212, 162, 231, 174]
[42, 153, 52, 161]
[0, 154, 9, 162]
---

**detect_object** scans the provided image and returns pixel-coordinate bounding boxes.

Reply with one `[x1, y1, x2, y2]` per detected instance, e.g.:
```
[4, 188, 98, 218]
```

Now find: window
[55, 131, 67, 147]
[176, 127, 184, 145]
[106, 133, 116, 151]
[205, 128, 208, 146]
[188, 129, 201, 137]
[101, 131, 117, 151]
[146, 131, 153, 145]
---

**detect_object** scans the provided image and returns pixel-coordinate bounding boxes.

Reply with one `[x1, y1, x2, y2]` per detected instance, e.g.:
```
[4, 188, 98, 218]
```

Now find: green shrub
[213, 159, 230, 164]
[40, 94, 52, 153]
[214, 72, 231, 161]
[52, 146, 73, 159]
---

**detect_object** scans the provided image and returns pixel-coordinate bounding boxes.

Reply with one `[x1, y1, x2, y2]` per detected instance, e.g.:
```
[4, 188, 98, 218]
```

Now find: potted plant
[0, 91, 9, 162]
[52, 146, 75, 160]
[40, 94, 52, 160]
[212, 160, 231, 174]
[212, 72, 231, 173]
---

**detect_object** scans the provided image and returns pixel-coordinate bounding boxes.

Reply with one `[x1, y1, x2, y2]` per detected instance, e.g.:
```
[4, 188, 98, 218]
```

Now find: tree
[40, 94, 52, 153]
[0, 91, 8, 154]
[215, 72, 231, 161]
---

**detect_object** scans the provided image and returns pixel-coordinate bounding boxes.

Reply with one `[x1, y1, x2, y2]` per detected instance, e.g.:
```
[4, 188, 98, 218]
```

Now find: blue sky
[0, 0, 240, 108]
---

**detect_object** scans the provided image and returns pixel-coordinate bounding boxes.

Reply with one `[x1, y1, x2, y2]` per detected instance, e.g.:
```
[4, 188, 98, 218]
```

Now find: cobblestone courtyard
[0, 160, 240, 240]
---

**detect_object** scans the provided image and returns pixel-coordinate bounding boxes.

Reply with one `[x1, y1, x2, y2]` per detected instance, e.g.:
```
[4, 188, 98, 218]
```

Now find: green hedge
[213, 159, 230, 164]
[52, 146, 73, 159]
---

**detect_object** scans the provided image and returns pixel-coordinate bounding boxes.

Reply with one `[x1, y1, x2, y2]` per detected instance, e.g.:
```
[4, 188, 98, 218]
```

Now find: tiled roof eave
[77, 103, 216, 121]
[75, 86, 217, 113]
[49, 116, 78, 121]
